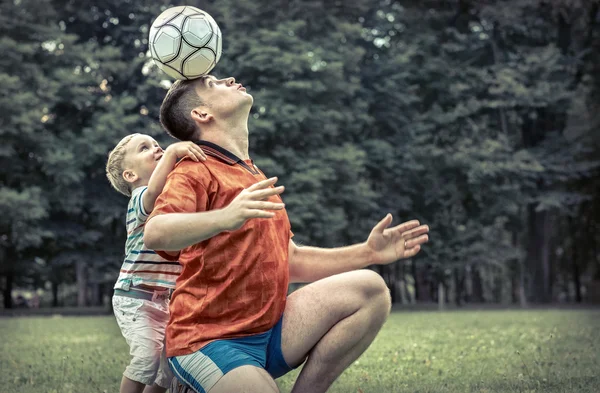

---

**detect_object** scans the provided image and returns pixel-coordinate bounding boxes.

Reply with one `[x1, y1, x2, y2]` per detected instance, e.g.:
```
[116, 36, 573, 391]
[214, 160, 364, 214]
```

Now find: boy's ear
[191, 108, 213, 124]
[122, 169, 138, 184]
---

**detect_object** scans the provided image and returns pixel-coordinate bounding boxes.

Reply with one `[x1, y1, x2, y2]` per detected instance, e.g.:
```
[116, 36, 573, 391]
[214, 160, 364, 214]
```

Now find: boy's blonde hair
[106, 133, 140, 197]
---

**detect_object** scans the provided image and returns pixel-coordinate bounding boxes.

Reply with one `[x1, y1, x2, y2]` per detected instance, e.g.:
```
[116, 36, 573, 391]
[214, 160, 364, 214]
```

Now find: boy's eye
[141, 146, 148, 151]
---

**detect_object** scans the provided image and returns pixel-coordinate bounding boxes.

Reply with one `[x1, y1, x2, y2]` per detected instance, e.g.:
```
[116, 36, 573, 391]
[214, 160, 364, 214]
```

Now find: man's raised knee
[356, 270, 392, 313]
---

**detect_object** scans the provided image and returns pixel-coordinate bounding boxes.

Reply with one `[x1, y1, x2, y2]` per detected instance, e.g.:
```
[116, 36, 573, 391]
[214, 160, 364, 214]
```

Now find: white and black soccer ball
[149, 6, 222, 80]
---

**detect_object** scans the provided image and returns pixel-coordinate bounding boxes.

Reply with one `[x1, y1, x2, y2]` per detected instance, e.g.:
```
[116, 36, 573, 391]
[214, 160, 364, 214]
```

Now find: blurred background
[1, 0, 599, 312]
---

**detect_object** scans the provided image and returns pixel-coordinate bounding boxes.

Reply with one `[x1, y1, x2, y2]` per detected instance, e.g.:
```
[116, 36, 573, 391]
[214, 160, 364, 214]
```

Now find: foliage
[1, 0, 599, 306]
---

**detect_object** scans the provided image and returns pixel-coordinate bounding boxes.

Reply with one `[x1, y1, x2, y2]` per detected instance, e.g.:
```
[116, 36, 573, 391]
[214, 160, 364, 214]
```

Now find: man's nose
[226, 77, 235, 85]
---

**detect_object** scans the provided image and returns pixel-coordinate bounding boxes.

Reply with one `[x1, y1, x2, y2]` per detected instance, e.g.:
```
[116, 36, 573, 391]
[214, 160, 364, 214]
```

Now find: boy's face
[122, 134, 164, 185]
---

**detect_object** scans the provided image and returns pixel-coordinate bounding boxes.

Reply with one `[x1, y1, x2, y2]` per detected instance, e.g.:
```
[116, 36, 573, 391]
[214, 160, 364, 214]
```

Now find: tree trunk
[472, 266, 484, 303]
[438, 281, 445, 310]
[396, 262, 408, 305]
[76, 260, 88, 307]
[519, 259, 528, 308]
[569, 216, 583, 303]
[454, 268, 462, 307]
[512, 226, 528, 307]
[511, 267, 518, 304]
[387, 265, 396, 304]
[573, 259, 582, 303]
[3, 272, 13, 309]
[411, 260, 420, 301]
[51, 280, 59, 307]
[526, 206, 552, 303]
[90, 282, 101, 306]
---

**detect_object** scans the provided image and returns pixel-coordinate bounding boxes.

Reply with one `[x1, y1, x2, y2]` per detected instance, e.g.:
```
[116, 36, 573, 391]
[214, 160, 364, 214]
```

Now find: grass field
[1, 309, 599, 393]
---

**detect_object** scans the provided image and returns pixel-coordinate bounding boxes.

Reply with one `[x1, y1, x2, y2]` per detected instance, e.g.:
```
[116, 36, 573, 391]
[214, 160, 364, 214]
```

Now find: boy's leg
[142, 383, 167, 393]
[119, 377, 166, 393]
[146, 333, 172, 393]
[120, 376, 146, 393]
[113, 294, 170, 393]
[280, 269, 391, 393]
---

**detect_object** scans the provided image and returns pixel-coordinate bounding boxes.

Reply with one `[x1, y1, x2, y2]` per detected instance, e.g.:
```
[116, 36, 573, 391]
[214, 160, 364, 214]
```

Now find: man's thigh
[209, 366, 279, 393]
[280, 269, 387, 367]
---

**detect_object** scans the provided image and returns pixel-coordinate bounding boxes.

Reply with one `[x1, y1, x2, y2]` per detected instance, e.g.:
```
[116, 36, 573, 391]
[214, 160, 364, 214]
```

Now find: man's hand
[221, 177, 285, 231]
[166, 141, 207, 162]
[366, 214, 429, 265]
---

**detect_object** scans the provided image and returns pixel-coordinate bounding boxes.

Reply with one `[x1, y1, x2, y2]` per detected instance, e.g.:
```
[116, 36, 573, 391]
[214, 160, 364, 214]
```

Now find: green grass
[1, 310, 599, 392]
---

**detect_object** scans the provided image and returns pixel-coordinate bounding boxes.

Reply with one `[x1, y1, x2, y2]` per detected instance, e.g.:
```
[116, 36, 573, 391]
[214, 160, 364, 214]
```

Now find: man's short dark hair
[160, 79, 207, 141]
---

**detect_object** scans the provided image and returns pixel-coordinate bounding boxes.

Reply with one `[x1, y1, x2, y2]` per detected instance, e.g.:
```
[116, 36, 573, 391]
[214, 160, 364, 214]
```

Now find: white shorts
[112, 291, 173, 387]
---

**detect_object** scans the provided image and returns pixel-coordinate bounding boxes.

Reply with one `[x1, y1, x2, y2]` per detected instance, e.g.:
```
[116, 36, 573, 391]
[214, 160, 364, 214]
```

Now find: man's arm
[144, 177, 286, 251]
[142, 142, 206, 214]
[288, 214, 429, 283]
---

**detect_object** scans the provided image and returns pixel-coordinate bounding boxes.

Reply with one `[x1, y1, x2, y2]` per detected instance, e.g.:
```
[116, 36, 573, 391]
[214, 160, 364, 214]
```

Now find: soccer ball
[149, 6, 222, 80]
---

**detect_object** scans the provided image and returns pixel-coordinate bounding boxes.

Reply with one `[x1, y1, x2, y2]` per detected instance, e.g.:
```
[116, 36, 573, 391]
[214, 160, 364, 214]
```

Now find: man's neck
[199, 122, 250, 160]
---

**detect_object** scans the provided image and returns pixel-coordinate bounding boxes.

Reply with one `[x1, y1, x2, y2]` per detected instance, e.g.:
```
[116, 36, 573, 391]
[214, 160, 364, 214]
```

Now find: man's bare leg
[209, 365, 279, 393]
[280, 270, 391, 393]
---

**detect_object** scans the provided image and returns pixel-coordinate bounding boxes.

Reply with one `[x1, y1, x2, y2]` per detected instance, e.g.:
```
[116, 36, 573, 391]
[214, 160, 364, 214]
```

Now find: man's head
[160, 75, 253, 141]
[106, 134, 164, 196]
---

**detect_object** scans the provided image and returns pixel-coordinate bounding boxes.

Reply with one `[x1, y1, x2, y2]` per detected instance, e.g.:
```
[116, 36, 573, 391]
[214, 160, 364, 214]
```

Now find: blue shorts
[168, 316, 293, 393]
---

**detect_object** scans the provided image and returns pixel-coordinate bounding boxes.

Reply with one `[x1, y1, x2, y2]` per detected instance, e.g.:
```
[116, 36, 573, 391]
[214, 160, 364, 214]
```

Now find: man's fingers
[404, 234, 429, 249]
[403, 245, 421, 258]
[373, 214, 393, 233]
[245, 201, 285, 211]
[246, 210, 276, 219]
[389, 220, 421, 234]
[402, 225, 429, 239]
[249, 186, 284, 200]
[246, 177, 278, 192]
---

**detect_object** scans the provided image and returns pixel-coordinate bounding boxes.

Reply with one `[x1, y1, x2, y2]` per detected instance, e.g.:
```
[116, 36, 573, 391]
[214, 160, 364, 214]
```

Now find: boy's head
[106, 133, 164, 196]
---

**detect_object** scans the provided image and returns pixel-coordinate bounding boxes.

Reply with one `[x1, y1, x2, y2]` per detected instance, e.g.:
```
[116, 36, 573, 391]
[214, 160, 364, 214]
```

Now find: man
[144, 75, 430, 393]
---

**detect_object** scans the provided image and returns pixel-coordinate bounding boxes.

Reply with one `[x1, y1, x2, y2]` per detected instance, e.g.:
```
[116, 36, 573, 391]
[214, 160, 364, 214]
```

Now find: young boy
[106, 133, 206, 393]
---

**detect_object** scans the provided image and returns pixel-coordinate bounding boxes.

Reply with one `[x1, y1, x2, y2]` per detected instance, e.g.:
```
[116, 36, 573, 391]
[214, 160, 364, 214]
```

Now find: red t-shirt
[149, 141, 292, 357]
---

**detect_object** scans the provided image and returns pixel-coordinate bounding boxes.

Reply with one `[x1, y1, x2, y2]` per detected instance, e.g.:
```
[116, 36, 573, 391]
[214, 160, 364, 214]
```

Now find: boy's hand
[167, 142, 207, 162]
[222, 177, 285, 231]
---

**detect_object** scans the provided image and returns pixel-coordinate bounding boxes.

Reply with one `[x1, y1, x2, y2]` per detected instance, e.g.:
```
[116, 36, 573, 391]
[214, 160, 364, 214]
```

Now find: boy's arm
[142, 142, 205, 214]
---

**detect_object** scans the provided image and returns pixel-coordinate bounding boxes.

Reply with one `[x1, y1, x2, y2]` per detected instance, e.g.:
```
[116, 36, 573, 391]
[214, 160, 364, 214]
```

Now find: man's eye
[141, 146, 148, 151]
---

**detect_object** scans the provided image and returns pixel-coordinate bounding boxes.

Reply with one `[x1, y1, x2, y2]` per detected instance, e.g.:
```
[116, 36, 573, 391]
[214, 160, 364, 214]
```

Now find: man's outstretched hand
[366, 214, 429, 265]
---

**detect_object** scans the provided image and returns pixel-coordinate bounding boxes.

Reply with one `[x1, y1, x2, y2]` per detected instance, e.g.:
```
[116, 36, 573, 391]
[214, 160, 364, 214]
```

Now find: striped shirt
[114, 186, 181, 290]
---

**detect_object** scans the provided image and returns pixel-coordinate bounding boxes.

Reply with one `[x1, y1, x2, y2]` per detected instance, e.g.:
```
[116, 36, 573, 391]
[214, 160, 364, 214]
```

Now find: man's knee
[358, 269, 392, 316]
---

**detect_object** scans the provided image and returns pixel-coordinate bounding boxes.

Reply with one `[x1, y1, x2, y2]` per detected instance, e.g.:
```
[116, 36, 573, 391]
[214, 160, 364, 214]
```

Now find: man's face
[193, 75, 253, 118]
[123, 134, 164, 182]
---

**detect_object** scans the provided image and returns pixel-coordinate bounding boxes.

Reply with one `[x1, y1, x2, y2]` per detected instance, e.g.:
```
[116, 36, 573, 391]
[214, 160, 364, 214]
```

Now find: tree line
[1, 0, 599, 309]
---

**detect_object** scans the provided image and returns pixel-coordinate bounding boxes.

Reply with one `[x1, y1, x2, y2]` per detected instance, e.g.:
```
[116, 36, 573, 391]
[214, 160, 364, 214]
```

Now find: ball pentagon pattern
[149, 6, 222, 80]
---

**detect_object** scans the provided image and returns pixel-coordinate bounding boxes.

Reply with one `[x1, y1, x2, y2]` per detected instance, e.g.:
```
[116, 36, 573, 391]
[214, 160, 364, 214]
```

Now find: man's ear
[191, 108, 213, 124]
[122, 169, 138, 184]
